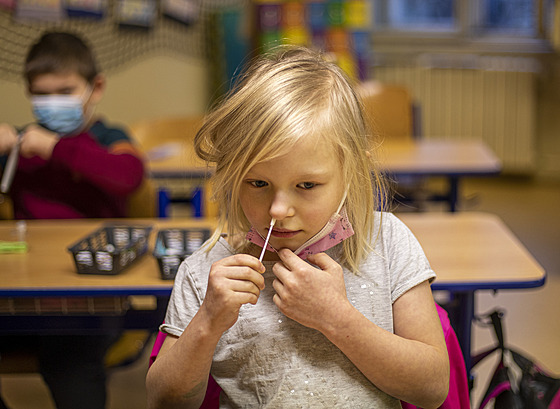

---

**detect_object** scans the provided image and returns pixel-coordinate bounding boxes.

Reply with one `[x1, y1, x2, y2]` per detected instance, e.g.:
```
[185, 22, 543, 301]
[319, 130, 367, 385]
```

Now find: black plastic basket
[68, 224, 153, 275]
[153, 228, 211, 280]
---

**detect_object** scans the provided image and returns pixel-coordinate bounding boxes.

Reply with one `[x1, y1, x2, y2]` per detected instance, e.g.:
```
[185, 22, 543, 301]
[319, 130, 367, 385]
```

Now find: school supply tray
[67, 224, 153, 275]
[153, 228, 211, 280]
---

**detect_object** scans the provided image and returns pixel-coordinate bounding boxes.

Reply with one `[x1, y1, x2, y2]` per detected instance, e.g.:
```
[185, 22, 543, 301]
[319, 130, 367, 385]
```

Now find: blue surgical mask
[31, 88, 92, 135]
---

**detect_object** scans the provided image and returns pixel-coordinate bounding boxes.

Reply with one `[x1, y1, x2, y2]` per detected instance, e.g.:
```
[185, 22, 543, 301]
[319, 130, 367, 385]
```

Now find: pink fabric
[149, 330, 222, 408]
[550, 389, 560, 409]
[148, 330, 167, 368]
[149, 304, 469, 409]
[401, 304, 471, 409]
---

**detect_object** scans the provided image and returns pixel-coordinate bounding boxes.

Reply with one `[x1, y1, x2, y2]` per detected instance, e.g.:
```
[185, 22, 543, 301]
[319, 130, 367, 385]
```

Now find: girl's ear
[89, 74, 106, 104]
[365, 150, 372, 158]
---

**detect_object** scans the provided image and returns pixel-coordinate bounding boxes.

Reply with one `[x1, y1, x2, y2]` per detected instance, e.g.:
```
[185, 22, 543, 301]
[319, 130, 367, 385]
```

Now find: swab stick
[258, 218, 276, 262]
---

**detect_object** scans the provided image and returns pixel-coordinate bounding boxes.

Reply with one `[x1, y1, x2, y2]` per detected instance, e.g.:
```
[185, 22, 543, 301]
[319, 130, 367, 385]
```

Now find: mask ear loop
[291, 188, 350, 256]
[335, 188, 349, 214]
[80, 85, 96, 131]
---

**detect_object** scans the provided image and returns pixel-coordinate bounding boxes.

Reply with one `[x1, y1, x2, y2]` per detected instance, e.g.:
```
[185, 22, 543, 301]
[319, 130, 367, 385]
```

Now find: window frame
[371, 0, 553, 56]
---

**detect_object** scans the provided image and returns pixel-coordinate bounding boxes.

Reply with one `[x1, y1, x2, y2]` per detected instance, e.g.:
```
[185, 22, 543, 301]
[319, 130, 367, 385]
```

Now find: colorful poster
[15, 0, 65, 21]
[253, 0, 372, 81]
[162, 0, 199, 26]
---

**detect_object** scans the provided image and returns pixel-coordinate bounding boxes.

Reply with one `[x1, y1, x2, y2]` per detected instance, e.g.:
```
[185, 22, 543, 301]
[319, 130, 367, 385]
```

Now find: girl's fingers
[218, 254, 265, 273]
[210, 255, 266, 289]
[211, 265, 265, 291]
[226, 276, 264, 296]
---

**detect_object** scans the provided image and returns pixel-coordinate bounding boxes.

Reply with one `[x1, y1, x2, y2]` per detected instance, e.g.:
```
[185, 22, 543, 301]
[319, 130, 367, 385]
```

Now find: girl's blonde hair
[195, 46, 389, 272]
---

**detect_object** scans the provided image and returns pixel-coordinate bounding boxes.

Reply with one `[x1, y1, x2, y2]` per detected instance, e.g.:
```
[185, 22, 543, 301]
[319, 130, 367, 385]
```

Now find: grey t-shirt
[161, 212, 436, 408]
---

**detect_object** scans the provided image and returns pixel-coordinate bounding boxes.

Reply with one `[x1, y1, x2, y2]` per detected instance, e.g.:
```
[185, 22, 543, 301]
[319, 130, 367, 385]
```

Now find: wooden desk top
[145, 139, 209, 179]
[398, 212, 545, 290]
[0, 218, 216, 296]
[0, 212, 544, 296]
[380, 139, 502, 176]
[146, 138, 501, 179]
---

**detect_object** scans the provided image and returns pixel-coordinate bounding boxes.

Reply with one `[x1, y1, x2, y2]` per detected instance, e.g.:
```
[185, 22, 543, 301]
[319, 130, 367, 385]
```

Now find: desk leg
[445, 291, 474, 376]
[158, 189, 171, 218]
[448, 176, 459, 212]
[192, 187, 203, 218]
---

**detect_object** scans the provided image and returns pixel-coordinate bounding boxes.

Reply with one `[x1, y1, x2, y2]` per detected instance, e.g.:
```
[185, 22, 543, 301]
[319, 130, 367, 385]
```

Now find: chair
[356, 80, 419, 141]
[129, 115, 208, 218]
[0, 196, 13, 220]
[148, 303, 470, 408]
[357, 80, 430, 210]
[126, 176, 157, 218]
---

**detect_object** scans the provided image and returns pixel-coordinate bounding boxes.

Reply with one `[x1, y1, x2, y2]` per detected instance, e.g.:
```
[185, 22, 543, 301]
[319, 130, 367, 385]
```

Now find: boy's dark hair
[24, 31, 99, 85]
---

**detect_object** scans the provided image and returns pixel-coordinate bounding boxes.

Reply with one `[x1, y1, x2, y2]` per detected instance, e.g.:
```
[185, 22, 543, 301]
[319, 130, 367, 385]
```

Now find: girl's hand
[272, 249, 351, 332]
[199, 254, 266, 334]
[20, 125, 58, 160]
[0, 123, 17, 154]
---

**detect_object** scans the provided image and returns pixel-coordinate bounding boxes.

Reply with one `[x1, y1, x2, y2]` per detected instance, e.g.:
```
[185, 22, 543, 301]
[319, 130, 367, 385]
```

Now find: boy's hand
[0, 123, 18, 155]
[20, 125, 59, 160]
[200, 254, 266, 334]
[272, 249, 350, 332]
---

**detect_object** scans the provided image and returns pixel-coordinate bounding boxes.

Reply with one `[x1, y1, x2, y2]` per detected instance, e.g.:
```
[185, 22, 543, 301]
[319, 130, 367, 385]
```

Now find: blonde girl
[147, 46, 449, 409]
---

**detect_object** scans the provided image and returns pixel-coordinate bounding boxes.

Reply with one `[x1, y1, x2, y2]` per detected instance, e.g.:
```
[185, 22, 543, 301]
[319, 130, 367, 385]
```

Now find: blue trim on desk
[388, 170, 500, 177]
[1, 276, 545, 298]
[0, 287, 173, 297]
[431, 276, 547, 292]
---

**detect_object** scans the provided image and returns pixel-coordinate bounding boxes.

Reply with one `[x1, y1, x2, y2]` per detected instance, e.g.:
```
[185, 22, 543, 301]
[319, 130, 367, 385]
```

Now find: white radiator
[372, 56, 539, 173]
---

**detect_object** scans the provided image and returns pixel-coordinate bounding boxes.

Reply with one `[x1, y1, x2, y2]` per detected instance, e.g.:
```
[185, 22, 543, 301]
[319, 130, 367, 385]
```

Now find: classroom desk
[146, 143, 209, 217]
[382, 139, 502, 211]
[397, 211, 546, 373]
[0, 218, 214, 335]
[146, 138, 502, 214]
[0, 213, 544, 372]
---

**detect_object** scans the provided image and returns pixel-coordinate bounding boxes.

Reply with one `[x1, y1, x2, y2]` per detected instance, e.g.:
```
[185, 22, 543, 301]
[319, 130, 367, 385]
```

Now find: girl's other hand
[272, 249, 350, 332]
[200, 254, 266, 334]
[0, 123, 17, 155]
[20, 124, 58, 160]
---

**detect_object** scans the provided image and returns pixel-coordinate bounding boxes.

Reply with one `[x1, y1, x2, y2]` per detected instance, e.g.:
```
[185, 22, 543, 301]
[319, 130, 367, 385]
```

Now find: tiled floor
[1, 176, 559, 409]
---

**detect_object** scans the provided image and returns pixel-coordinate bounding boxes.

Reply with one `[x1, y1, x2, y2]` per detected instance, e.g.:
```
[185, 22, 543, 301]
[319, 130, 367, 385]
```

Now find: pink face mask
[246, 193, 354, 260]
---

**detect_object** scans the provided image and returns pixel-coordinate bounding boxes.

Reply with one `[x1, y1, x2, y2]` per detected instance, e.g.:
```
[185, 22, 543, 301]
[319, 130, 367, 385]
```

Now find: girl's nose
[269, 191, 294, 220]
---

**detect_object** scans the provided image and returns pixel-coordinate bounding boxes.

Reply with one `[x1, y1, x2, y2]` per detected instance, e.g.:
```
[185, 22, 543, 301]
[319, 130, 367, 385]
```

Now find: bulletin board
[0, 0, 210, 83]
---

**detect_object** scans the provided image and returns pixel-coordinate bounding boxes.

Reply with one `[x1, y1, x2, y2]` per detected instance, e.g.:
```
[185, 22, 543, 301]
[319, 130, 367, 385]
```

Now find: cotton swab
[1, 132, 22, 194]
[258, 218, 276, 262]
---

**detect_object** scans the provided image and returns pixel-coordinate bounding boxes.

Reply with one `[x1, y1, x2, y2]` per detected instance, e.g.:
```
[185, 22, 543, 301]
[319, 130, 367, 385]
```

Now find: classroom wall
[535, 55, 560, 180]
[1, 12, 559, 180]
[0, 5, 210, 135]
[0, 53, 210, 132]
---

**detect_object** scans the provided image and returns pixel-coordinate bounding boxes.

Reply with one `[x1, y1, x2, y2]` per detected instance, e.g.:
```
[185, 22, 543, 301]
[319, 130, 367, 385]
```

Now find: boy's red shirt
[6, 120, 145, 219]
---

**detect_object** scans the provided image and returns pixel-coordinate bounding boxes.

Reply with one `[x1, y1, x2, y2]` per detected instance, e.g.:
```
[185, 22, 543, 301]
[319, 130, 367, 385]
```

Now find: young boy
[0, 31, 145, 219]
[0, 31, 146, 409]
